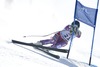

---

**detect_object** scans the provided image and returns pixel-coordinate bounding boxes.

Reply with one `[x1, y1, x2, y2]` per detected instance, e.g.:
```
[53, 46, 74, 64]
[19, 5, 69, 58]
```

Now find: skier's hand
[75, 30, 81, 38]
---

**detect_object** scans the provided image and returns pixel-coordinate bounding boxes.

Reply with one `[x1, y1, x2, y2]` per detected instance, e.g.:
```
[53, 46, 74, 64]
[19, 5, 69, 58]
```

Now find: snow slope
[0, 39, 95, 67]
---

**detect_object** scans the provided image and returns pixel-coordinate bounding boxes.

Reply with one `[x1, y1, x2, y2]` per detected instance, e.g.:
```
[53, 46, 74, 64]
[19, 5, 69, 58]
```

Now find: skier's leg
[35, 33, 59, 46]
[51, 41, 67, 49]
[39, 39, 54, 45]
[35, 39, 51, 45]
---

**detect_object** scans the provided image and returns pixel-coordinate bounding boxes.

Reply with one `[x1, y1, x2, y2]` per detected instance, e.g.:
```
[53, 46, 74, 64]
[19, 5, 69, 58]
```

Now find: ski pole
[23, 31, 59, 38]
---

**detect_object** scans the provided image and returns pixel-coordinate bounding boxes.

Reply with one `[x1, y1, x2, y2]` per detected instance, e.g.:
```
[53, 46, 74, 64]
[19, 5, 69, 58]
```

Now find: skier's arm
[64, 25, 71, 30]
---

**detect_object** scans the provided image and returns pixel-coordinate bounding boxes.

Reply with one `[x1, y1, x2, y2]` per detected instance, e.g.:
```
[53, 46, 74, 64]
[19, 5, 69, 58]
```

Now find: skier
[35, 20, 81, 49]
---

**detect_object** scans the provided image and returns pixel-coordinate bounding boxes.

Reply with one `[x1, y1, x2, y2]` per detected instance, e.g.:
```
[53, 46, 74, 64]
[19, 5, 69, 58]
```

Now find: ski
[35, 47, 60, 59]
[11, 40, 60, 59]
[12, 40, 69, 53]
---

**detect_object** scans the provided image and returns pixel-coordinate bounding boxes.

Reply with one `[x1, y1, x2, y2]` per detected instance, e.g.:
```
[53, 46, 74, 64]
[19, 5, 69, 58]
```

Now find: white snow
[0, 0, 100, 67]
[0, 39, 95, 67]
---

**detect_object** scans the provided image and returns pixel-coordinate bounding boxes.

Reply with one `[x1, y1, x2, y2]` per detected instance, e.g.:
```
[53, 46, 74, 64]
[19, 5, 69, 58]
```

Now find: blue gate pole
[67, 33, 74, 58]
[67, 0, 77, 58]
[89, 0, 99, 65]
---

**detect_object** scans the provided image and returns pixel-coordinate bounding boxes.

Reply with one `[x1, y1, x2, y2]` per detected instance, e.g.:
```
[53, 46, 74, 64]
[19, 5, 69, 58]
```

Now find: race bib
[60, 30, 71, 41]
